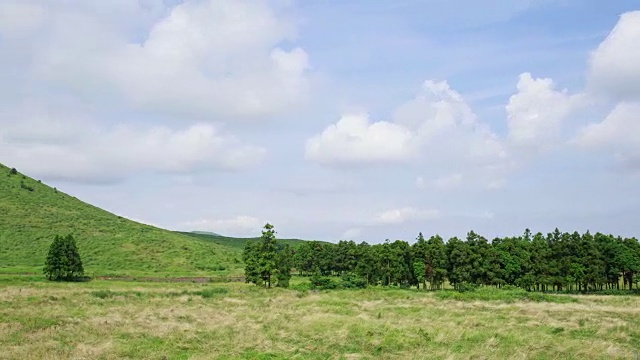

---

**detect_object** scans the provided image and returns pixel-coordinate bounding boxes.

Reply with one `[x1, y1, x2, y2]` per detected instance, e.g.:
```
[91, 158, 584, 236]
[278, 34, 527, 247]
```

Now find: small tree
[44, 234, 84, 281]
[243, 223, 284, 288]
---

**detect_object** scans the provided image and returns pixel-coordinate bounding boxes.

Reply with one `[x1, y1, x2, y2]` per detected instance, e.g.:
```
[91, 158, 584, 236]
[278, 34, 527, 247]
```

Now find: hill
[178, 231, 314, 251]
[0, 163, 243, 277]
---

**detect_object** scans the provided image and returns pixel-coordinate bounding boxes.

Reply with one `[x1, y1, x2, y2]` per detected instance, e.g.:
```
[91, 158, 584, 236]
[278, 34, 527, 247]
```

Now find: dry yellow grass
[1, 280, 639, 359]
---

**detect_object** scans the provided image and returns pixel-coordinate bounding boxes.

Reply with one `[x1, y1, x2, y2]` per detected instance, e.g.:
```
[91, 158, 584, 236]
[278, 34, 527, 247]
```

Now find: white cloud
[307, 80, 510, 187]
[571, 11, 640, 172]
[506, 73, 580, 151]
[342, 228, 362, 240]
[588, 11, 640, 101]
[6, 0, 310, 120]
[374, 207, 440, 225]
[393, 80, 477, 137]
[182, 216, 265, 238]
[305, 113, 417, 165]
[575, 102, 640, 171]
[0, 1, 44, 37]
[0, 103, 265, 183]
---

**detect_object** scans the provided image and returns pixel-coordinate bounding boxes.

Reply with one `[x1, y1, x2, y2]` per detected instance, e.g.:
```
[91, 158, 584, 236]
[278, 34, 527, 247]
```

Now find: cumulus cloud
[588, 11, 640, 101]
[575, 102, 640, 171]
[182, 216, 265, 238]
[2, 0, 310, 119]
[307, 80, 510, 187]
[305, 113, 417, 165]
[374, 207, 440, 225]
[571, 11, 640, 172]
[0, 103, 265, 183]
[506, 73, 581, 151]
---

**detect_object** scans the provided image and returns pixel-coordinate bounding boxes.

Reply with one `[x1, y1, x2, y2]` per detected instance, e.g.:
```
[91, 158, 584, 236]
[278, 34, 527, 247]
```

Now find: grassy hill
[179, 232, 313, 251]
[0, 163, 244, 277]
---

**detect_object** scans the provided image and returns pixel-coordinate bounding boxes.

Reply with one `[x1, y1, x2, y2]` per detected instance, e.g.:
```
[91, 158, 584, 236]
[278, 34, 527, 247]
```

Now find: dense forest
[289, 229, 640, 292]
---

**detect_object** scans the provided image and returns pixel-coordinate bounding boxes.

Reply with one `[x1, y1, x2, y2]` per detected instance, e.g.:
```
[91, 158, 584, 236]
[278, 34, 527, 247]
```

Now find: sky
[1, 0, 639, 242]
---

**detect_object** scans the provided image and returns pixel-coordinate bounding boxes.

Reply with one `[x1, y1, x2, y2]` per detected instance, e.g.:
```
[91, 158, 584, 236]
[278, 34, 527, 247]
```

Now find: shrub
[310, 275, 338, 290]
[20, 182, 34, 192]
[340, 273, 368, 289]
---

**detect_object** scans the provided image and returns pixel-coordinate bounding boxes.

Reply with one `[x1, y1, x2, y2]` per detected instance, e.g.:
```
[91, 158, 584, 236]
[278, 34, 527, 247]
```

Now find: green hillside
[179, 232, 313, 251]
[0, 163, 242, 277]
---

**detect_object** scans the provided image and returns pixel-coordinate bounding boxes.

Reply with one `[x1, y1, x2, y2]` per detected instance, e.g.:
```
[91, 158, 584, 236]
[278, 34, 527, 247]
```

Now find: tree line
[280, 228, 639, 292]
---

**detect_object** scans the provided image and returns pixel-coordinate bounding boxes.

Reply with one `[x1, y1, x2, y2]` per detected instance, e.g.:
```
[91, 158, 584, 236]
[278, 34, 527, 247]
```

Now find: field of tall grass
[1, 277, 639, 359]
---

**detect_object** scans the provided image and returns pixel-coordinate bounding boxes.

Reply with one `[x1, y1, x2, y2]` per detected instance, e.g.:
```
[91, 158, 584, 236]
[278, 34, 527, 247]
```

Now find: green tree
[275, 244, 293, 288]
[425, 235, 448, 290]
[243, 223, 290, 288]
[446, 237, 473, 289]
[242, 241, 261, 285]
[43, 234, 84, 281]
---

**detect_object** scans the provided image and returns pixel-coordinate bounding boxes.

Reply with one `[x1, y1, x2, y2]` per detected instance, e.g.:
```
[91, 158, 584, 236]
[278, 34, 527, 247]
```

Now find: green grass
[1, 279, 639, 359]
[0, 163, 245, 277]
[434, 287, 579, 303]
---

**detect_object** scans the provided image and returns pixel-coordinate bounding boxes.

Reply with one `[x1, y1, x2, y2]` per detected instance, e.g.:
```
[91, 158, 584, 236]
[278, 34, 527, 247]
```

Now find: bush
[340, 273, 368, 289]
[310, 275, 338, 290]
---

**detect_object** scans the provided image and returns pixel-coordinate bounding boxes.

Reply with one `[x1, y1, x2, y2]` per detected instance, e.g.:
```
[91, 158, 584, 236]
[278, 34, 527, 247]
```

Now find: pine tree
[243, 241, 261, 285]
[242, 223, 290, 288]
[275, 244, 293, 288]
[43, 234, 84, 281]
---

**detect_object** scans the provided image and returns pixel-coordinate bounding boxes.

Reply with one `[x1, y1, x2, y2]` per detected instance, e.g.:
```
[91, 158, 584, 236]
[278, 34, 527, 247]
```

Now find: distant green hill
[179, 232, 313, 251]
[0, 163, 243, 277]
[191, 231, 223, 236]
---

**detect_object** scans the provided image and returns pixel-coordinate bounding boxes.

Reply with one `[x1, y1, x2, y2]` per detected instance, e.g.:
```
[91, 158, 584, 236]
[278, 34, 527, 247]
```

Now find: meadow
[1, 276, 640, 360]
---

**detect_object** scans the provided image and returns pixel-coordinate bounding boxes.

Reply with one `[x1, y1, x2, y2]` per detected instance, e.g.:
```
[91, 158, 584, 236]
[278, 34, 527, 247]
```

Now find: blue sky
[1, 1, 639, 241]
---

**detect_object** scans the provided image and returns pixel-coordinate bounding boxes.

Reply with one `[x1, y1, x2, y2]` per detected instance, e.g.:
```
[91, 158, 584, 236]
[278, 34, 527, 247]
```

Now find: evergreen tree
[243, 223, 290, 288]
[43, 234, 84, 281]
[243, 241, 261, 285]
[446, 237, 473, 289]
[425, 235, 448, 290]
[275, 244, 293, 288]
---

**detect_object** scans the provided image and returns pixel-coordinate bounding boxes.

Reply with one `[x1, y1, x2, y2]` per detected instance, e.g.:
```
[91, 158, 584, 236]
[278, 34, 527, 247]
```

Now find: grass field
[1, 277, 639, 359]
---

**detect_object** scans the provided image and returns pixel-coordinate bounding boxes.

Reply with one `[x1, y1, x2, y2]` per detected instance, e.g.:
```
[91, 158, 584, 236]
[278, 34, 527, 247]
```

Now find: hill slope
[0, 163, 242, 277]
[179, 232, 313, 251]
